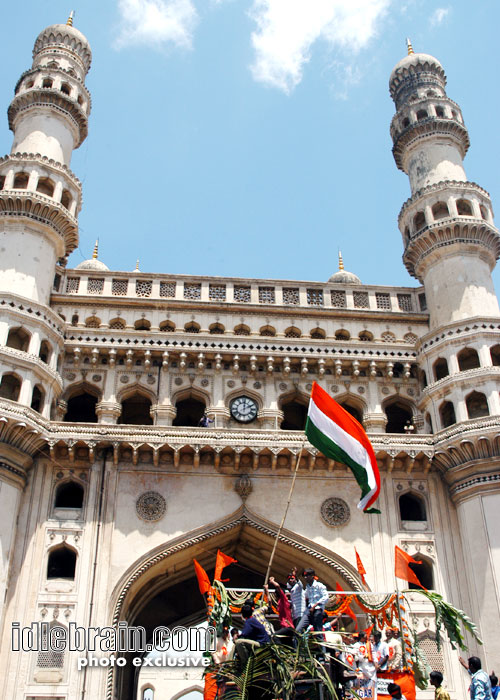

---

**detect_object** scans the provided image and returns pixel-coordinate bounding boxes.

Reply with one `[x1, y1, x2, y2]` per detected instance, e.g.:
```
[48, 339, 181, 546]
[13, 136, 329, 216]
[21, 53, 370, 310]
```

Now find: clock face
[230, 396, 258, 423]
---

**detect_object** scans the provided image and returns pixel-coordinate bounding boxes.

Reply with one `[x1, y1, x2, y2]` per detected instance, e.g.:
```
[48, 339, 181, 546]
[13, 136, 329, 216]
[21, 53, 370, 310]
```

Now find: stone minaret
[0, 16, 91, 634]
[0, 13, 91, 304]
[390, 41, 500, 330]
[391, 43, 500, 668]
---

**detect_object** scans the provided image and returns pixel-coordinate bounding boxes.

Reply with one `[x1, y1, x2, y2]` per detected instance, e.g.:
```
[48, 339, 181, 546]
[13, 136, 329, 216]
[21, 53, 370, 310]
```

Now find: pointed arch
[64, 381, 101, 422]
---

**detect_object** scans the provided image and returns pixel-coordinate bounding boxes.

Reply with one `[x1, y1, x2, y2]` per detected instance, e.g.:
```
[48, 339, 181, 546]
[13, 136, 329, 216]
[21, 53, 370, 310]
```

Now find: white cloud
[430, 7, 450, 25]
[114, 0, 198, 50]
[249, 0, 391, 93]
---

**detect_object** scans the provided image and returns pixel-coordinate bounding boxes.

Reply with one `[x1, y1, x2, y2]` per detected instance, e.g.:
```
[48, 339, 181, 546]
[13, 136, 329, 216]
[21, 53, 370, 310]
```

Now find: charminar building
[0, 16, 499, 700]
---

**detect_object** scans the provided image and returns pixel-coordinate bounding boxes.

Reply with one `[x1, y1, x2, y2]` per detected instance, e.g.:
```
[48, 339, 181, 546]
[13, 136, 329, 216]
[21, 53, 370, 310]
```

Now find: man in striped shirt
[286, 567, 306, 627]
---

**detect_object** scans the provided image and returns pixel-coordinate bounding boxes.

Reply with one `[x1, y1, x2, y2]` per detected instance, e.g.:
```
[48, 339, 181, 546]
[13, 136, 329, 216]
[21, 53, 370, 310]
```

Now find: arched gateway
[107, 506, 364, 700]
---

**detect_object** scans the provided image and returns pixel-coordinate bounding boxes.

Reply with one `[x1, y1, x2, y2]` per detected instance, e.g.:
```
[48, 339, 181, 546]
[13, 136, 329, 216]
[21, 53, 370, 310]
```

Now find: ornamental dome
[389, 41, 446, 107]
[33, 15, 92, 73]
[75, 241, 109, 271]
[328, 252, 361, 285]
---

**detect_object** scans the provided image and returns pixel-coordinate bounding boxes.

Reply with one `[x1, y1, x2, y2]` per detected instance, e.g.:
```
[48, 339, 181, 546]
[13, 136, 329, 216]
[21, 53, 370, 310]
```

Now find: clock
[230, 396, 258, 423]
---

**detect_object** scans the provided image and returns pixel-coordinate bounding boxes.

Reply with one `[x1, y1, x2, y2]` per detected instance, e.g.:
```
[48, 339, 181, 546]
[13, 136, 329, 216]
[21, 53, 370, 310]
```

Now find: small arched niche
[280, 395, 308, 430]
[490, 344, 500, 366]
[465, 391, 489, 419]
[47, 544, 77, 580]
[54, 480, 84, 511]
[64, 387, 99, 423]
[338, 397, 364, 425]
[457, 347, 480, 371]
[159, 320, 175, 332]
[31, 385, 45, 413]
[399, 491, 427, 529]
[384, 398, 414, 434]
[13, 172, 29, 189]
[119, 392, 153, 425]
[0, 373, 22, 401]
[433, 357, 449, 381]
[39, 340, 52, 364]
[134, 319, 151, 331]
[209, 323, 225, 335]
[6, 326, 30, 351]
[36, 176, 55, 197]
[431, 201, 449, 220]
[439, 401, 456, 428]
[173, 395, 206, 427]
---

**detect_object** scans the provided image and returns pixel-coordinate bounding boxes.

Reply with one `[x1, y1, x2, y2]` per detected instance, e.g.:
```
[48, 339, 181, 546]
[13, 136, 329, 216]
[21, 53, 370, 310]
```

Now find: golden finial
[135, 259, 140, 272]
[406, 38, 414, 55]
[92, 240, 99, 259]
[338, 250, 344, 271]
[67, 11, 75, 26]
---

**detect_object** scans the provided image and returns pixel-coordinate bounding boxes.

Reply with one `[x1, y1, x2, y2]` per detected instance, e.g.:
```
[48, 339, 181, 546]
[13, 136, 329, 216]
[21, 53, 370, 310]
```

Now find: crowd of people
[210, 567, 496, 700]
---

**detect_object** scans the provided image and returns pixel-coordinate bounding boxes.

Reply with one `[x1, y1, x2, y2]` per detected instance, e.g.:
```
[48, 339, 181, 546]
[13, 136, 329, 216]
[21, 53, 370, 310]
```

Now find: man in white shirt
[286, 567, 306, 627]
[295, 568, 329, 638]
[372, 630, 389, 673]
[386, 627, 403, 672]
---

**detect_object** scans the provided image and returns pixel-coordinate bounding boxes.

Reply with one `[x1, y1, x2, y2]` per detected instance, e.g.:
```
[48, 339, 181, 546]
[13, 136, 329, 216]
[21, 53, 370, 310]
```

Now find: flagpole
[394, 575, 408, 668]
[264, 434, 307, 585]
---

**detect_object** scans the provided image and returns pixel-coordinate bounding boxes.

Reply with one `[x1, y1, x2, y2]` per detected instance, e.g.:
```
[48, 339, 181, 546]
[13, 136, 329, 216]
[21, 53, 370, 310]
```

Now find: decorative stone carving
[227, 380, 235, 388]
[120, 375, 129, 383]
[234, 474, 253, 502]
[174, 377, 183, 385]
[136, 491, 166, 522]
[320, 497, 350, 527]
[253, 382, 262, 389]
[201, 378, 210, 387]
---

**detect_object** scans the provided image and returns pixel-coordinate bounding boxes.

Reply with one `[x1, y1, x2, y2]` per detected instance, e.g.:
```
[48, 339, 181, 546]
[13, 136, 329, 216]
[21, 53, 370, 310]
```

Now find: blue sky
[1, 1, 499, 290]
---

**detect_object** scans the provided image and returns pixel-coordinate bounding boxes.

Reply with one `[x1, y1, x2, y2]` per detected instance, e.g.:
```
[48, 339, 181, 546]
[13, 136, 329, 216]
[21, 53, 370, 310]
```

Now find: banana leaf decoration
[404, 590, 482, 651]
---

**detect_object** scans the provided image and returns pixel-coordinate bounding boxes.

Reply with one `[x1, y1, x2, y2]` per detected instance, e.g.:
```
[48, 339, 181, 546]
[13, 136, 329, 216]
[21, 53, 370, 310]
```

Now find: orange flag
[214, 550, 237, 581]
[394, 546, 426, 589]
[336, 582, 358, 629]
[193, 559, 211, 595]
[355, 548, 367, 585]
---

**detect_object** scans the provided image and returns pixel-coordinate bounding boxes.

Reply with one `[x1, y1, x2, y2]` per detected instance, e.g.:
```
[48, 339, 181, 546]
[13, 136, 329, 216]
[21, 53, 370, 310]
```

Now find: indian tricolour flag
[306, 382, 381, 513]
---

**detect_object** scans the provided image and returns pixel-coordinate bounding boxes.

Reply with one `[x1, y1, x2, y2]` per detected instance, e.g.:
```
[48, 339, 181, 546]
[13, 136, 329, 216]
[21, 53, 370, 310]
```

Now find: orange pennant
[355, 548, 367, 585]
[394, 546, 426, 589]
[193, 559, 211, 595]
[214, 550, 237, 581]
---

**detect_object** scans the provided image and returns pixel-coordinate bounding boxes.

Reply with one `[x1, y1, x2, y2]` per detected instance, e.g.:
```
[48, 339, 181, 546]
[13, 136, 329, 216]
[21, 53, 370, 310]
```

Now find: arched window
[209, 323, 225, 335]
[134, 319, 151, 331]
[490, 345, 500, 366]
[173, 397, 206, 427]
[39, 340, 51, 364]
[185, 322, 201, 333]
[85, 316, 101, 329]
[0, 175, 5, 189]
[6, 326, 30, 351]
[143, 689, 155, 700]
[109, 318, 126, 329]
[440, 401, 456, 428]
[358, 331, 373, 342]
[413, 211, 426, 231]
[402, 117, 410, 128]
[435, 106, 445, 118]
[284, 327, 301, 338]
[457, 347, 480, 371]
[159, 320, 175, 332]
[335, 329, 350, 341]
[399, 492, 427, 521]
[234, 324, 250, 336]
[71, 314, 79, 326]
[36, 177, 55, 197]
[0, 374, 22, 401]
[61, 189, 72, 209]
[310, 328, 325, 339]
[416, 109, 428, 120]
[119, 393, 153, 425]
[408, 555, 433, 590]
[64, 390, 98, 423]
[13, 172, 29, 189]
[480, 204, 489, 220]
[54, 481, 84, 509]
[433, 357, 449, 381]
[42, 78, 53, 88]
[60, 82, 71, 96]
[47, 545, 76, 580]
[260, 325, 276, 337]
[425, 412, 433, 433]
[384, 399, 413, 433]
[456, 199, 473, 216]
[466, 391, 489, 419]
[338, 399, 363, 424]
[31, 385, 44, 413]
[431, 201, 449, 220]
[281, 398, 307, 430]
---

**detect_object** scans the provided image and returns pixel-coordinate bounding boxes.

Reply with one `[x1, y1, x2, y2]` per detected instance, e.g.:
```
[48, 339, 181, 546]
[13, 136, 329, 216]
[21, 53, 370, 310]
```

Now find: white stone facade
[0, 23, 499, 700]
